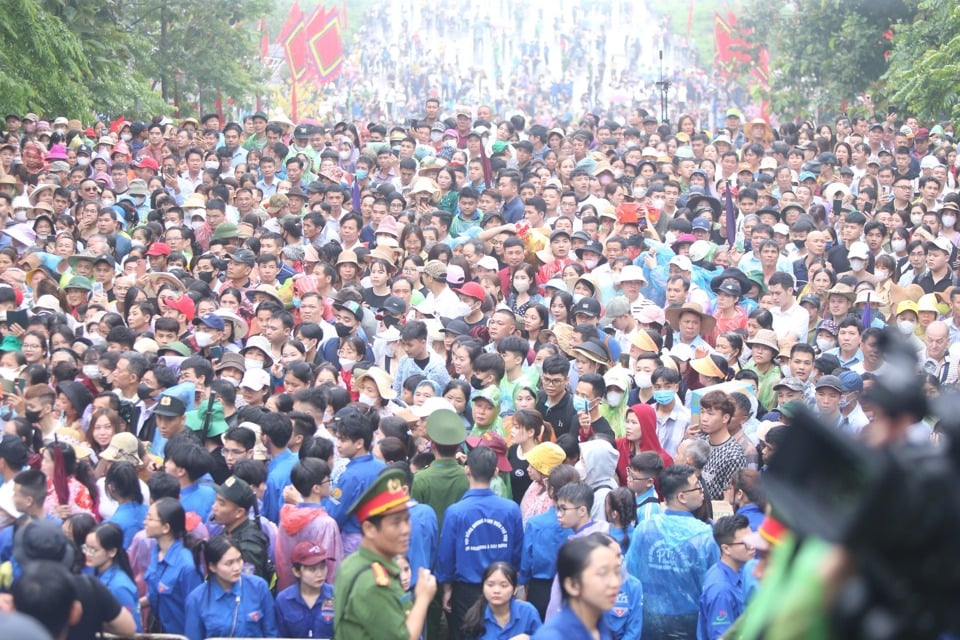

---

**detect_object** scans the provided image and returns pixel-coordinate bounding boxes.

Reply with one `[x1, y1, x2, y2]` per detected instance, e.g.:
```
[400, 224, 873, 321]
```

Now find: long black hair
[91, 522, 135, 580]
[460, 562, 518, 638]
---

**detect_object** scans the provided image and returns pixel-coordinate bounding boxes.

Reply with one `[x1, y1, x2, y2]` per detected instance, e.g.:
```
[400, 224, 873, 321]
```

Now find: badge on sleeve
[371, 562, 390, 587]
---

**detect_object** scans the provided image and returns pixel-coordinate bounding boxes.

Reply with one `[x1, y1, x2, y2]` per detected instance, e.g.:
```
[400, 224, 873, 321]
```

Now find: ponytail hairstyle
[47, 440, 99, 512]
[604, 487, 637, 551]
[152, 497, 203, 575]
[91, 522, 135, 580]
[460, 562, 518, 638]
[64, 513, 97, 573]
[512, 409, 553, 443]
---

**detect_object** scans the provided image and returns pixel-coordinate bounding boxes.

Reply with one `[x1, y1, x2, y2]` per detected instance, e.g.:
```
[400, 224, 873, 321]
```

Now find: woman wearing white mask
[507, 263, 542, 318]
[939, 201, 960, 247]
[871, 254, 897, 318]
[353, 366, 399, 419]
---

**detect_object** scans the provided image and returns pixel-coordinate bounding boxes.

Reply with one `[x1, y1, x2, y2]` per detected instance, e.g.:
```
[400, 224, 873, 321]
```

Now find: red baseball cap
[134, 157, 159, 171]
[453, 281, 485, 301]
[163, 295, 195, 322]
[465, 432, 511, 472]
[291, 541, 329, 566]
[145, 242, 171, 257]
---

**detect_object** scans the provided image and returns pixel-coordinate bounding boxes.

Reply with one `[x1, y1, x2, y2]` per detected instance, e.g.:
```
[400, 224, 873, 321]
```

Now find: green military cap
[154, 393, 187, 417]
[216, 475, 256, 510]
[426, 409, 466, 446]
[471, 385, 501, 407]
[778, 399, 804, 420]
[185, 399, 229, 438]
[744, 270, 767, 294]
[64, 275, 93, 291]
[158, 341, 191, 357]
[348, 468, 409, 523]
[212, 222, 240, 240]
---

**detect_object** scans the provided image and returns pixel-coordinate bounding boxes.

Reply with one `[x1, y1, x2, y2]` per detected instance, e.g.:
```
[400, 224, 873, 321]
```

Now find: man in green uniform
[410, 409, 469, 530]
[410, 408, 469, 639]
[213, 475, 272, 582]
[334, 468, 436, 640]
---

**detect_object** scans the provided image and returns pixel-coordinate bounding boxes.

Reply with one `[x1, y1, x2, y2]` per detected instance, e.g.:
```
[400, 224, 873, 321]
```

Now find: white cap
[689, 240, 713, 263]
[239, 368, 271, 391]
[475, 256, 499, 271]
[773, 223, 790, 236]
[616, 264, 647, 284]
[669, 255, 692, 272]
[847, 241, 869, 260]
[920, 155, 942, 170]
[410, 396, 456, 418]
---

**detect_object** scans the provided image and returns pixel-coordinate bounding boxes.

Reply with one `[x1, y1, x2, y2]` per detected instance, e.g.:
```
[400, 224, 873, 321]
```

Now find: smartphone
[888, 105, 898, 115]
[92, 281, 104, 296]
[833, 198, 843, 216]
[863, 201, 874, 215]
[6, 309, 28, 329]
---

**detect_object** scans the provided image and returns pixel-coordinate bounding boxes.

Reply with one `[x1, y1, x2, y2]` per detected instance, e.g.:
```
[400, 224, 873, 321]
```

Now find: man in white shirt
[768, 271, 809, 341]
[422, 259, 463, 320]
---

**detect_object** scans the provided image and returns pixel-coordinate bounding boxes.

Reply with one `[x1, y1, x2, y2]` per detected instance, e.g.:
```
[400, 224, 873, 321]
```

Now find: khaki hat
[99, 432, 141, 464]
[747, 329, 780, 356]
[664, 302, 716, 335]
[356, 366, 397, 400]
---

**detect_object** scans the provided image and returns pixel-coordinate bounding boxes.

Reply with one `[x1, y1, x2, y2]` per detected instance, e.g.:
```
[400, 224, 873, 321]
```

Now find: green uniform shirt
[334, 545, 410, 640]
[743, 362, 781, 411]
[410, 457, 469, 532]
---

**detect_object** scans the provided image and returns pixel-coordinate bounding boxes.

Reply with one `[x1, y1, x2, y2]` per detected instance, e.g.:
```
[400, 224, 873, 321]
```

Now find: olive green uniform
[334, 545, 410, 640]
[410, 457, 469, 531]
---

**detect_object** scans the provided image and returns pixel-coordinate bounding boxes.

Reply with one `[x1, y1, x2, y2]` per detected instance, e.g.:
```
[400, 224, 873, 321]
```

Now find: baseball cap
[216, 475, 257, 510]
[154, 393, 187, 417]
[838, 370, 863, 393]
[573, 297, 601, 318]
[773, 377, 806, 392]
[815, 375, 843, 392]
[163, 295, 195, 322]
[454, 281, 485, 302]
[193, 312, 225, 331]
[291, 541, 330, 566]
[229, 248, 256, 266]
[465, 432, 511, 472]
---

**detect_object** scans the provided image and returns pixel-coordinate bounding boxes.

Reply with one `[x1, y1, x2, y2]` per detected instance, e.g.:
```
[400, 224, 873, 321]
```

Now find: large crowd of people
[0, 10, 955, 640]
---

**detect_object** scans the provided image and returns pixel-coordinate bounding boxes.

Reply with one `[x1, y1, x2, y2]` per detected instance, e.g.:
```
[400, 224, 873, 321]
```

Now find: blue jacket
[532, 602, 615, 639]
[263, 448, 298, 523]
[108, 501, 148, 548]
[145, 539, 203, 635]
[604, 572, 643, 640]
[519, 507, 571, 584]
[275, 582, 335, 639]
[98, 564, 142, 632]
[436, 488, 523, 584]
[625, 510, 719, 638]
[736, 503, 764, 532]
[475, 599, 542, 639]
[184, 573, 278, 640]
[408, 500, 439, 587]
[327, 453, 386, 535]
[697, 562, 744, 640]
[180, 482, 216, 522]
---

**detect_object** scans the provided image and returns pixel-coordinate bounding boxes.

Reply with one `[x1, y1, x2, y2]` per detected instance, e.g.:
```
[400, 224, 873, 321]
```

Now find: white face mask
[650, 198, 665, 210]
[194, 331, 214, 348]
[634, 371, 652, 389]
[891, 239, 907, 253]
[849, 258, 865, 271]
[223, 376, 241, 388]
[874, 269, 889, 282]
[191, 219, 205, 229]
[780, 364, 792, 377]
[244, 358, 264, 370]
[664, 232, 678, 245]
[340, 358, 356, 372]
[605, 390, 624, 406]
[897, 320, 916, 335]
[77, 157, 90, 166]
[633, 187, 647, 198]
[339, 150, 352, 161]
[14, 210, 27, 223]
[816, 337, 835, 352]
[82, 364, 101, 379]
[204, 161, 219, 170]
[513, 279, 530, 293]
[0, 367, 18, 381]
[121, 133, 132, 141]
[583, 258, 599, 270]
[101, 198, 115, 207]
[911, 213, 923, 225]
[385, 344, 398, 358]
[944, 215, 957, 228]
[358, 392, 377, 407]
[164, 221, 178, 230]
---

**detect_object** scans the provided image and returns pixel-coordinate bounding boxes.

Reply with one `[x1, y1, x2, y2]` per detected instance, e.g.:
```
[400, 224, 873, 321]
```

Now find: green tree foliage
[883, 1, 960, 122]
[0, 0, 273, 119]
[737, 0, 914, 118]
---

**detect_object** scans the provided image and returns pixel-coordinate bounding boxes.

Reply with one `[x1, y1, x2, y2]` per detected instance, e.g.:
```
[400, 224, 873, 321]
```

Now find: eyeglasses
[541, 376, 566, 387]
[81, 544, 102, 555]
[222, 447, 250, 458]
[627, 474, 653, 483]
[679, 485, 704, 495]
[555, 504, 583, 514]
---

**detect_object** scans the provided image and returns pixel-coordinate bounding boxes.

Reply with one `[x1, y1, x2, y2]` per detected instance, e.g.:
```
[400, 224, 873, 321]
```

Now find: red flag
[259, 18, 269, 60]
[280, 1, 310, 81]
[306, 7, 344, 84]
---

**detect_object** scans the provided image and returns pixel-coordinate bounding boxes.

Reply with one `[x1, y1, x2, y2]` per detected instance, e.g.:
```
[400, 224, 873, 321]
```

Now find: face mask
[24, 409, 42, 424]
[244, 358, 264, 370]
[223, 376, 241, 388]
[839, 395, 854, 410]
[793, 239, 805, 250]
[633, 187, 647, 199]
[194, 331, 214, 348]
[131, 195, 146, 206]
[356, 169, 368, 180]
[945, 215, 957, 228]
[897, 319, 916, 335]
[650, 198, 665, 210]
[77, 157, 90, 166]
[875, 269, 889, 282]
[0, 367, 17, 381]
[339, 150, 352, 161]
[121, 133, 132, 142]
[849, 258, 865, 271]
[164, 221, 178, 230]
[443, 139, 457, 148]
[340, 358, 356, 371]
[430, 131, 443, 142]
[664, 232, 678, 245]
[197, 270, 214, 283]
[204, 161, 219, 170]
[816, 337, 835, 352]
[334, 322, 352, 338]
[891, 239, 907, 253]
[101, 197, 115, 207]
[358, 393, 377, 407]
[605, 391, 623, 406]
[572, 395, 590, 413]
[137, 384, 155, 401]
[89, 334, 106, 346]
[780, 364, 792, 377]
[583, 258, 599, 270]
[470, 375, 485, 390]
[911, 213, 923, 225]
[513, 279, 530, 293]
[14, 210, 27, 223]
[634, 371, 652, 389]
[82, 364, 101, 379]
[653, 390, 675, 405]
[572, 293, 584, 304]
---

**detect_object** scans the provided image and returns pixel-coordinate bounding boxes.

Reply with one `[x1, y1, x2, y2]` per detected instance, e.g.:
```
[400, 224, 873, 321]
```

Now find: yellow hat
[526, 442, 566, 476]
[895, 300, 919, 317]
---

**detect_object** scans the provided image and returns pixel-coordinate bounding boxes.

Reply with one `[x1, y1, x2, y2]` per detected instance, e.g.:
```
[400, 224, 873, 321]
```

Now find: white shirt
[771, 302, 809, 342]
[426, 285, 463, 320]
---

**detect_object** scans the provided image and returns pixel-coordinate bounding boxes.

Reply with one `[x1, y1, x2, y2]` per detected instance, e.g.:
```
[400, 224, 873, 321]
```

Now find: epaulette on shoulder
[371, 561, 390, 587]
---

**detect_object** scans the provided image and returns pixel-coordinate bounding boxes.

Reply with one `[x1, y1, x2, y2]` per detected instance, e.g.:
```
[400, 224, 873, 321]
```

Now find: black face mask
[470, 375, 485, 390]
[383, 315, 400, 329]
[137, 383, 156, 401]
[197, 271, 214, 283]
[334, 322, 352, 338]
[24, 409, 42, 424]
[794, 239, 805, 250]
